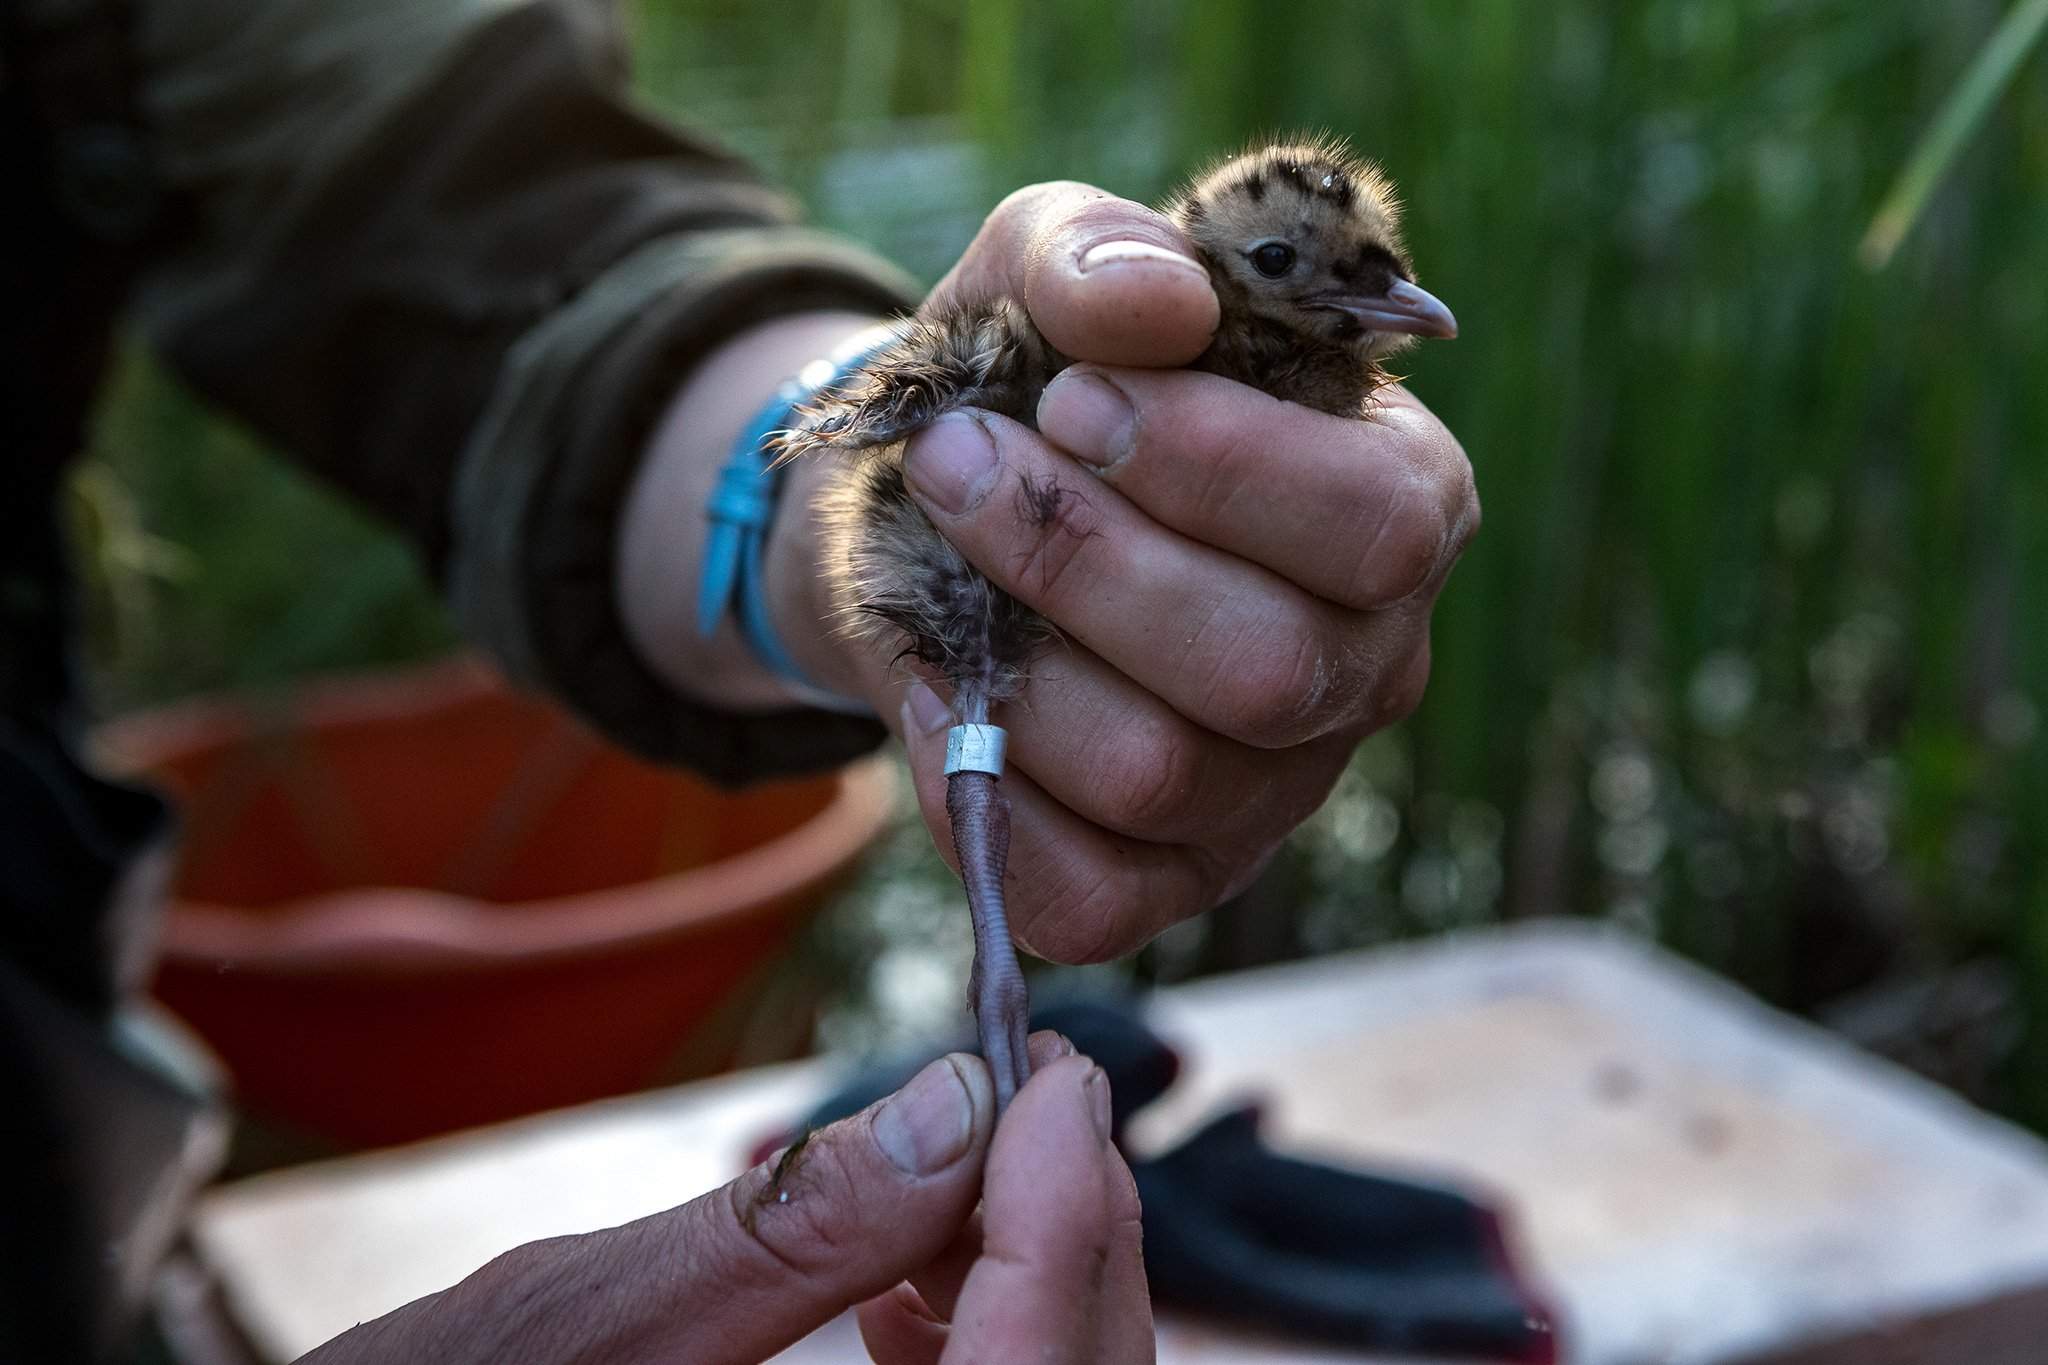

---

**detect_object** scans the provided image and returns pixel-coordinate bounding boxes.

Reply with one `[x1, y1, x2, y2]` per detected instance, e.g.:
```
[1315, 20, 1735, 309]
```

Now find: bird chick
[778, 137, 1456, 1111]
[1167, 138, 1458, 414]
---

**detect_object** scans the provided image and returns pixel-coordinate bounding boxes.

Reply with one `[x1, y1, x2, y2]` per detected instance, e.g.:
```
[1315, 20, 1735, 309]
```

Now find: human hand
[618, 181, 1474, 965]
[297, 1036, 1150, 1365]
[804, 183, 1478, 963]
[856, 1037, 1153, 1363]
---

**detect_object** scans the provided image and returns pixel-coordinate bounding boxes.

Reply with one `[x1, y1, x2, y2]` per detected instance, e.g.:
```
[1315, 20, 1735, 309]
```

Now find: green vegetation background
[81, 1, 2047, 1125]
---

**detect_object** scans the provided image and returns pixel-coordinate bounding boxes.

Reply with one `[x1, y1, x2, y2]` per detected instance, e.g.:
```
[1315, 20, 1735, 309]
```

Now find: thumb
[647, 1053, 997, 1363]
[929, 180, 1219, 368]
[330, 1055, 997, 1365]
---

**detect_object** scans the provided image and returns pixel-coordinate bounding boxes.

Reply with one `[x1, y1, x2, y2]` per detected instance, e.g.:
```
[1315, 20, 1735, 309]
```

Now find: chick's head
[1170, 138, 1456, 358]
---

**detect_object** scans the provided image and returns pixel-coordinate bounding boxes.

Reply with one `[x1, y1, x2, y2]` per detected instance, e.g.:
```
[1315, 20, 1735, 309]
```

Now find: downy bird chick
[777, 137, 1457, 1110]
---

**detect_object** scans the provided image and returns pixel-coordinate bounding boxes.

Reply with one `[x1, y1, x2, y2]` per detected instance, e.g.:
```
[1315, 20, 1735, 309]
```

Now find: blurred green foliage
[85, 0, 2047, 1122]
[1862, 0, 2048, 266]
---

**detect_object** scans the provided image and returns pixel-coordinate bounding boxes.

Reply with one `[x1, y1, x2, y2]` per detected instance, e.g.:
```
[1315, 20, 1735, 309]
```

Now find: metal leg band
[943, 723, 1007, 777]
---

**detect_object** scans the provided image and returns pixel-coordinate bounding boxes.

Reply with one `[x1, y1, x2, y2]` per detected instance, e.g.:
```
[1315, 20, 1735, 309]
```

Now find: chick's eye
[1250, 242, 1296, 278]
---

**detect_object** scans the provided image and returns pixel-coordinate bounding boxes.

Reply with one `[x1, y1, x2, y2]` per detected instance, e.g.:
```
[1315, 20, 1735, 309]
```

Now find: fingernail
[903, 412, 998, 515]
[873, 1056, 975, 1175]
[1083, 1066, 1113, 1145]
[1038, 371, 1134, 471]
[1078, 239, 1207, 276]
[1027, 1030, 1079, 1068]
[901, 680, 951, 736]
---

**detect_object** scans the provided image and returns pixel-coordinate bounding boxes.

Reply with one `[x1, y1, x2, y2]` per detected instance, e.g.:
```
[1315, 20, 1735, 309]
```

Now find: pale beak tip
[1387, 278, 1459, 340]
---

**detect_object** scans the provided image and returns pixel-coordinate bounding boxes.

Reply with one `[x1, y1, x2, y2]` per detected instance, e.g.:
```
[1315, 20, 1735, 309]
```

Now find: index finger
[941, 1057, 1154, 1363]
[926, 180, 1220, 367]
[1037, 367, 1479, 611]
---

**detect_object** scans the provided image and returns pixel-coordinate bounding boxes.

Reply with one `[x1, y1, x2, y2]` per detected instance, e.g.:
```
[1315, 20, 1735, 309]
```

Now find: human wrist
[616, 310, 884, 712]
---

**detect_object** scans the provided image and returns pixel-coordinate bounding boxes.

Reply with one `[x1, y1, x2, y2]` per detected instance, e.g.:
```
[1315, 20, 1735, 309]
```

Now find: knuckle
[462, 1234, 587, 1318]
[1431, 436, 1481, 556]
[1217, 839, 1283, 902]
[474, 1234, 578, 1285]
[1184, 421, 1264, 527]
[1349, 473, 1449, 606]
[1011, 840, 1232, 963]
[987, 180, 1087, 236]
[1096, 716, 1208, 837]
[1017, 867, 1142, 964]
[445, 1235, 598, 1357]
[1451, 466, 1483, 553]
[1180, 842, 1246, 916]
[1010, 184, 1190, 291]
[1049, 188, 1173, 245]
[1193, 610, 1335, 748]
[1373, 643, 1433, 730]
[989, 181, 1158, 274]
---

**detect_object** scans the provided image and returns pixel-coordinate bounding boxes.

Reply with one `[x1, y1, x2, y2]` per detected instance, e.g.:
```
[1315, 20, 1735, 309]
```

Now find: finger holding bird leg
[858, 1050, 1153, 1365]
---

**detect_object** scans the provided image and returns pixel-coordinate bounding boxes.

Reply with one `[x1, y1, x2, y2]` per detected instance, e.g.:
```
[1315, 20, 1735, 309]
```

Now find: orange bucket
[97, 657, 892, 1148]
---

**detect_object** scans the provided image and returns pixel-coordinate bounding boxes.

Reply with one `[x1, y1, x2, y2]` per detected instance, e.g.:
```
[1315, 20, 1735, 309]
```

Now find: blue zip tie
[696, 326, 898, 715]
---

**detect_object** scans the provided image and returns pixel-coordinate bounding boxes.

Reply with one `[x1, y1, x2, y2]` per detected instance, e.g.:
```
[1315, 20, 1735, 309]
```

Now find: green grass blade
[1861, 0, 2048, 269]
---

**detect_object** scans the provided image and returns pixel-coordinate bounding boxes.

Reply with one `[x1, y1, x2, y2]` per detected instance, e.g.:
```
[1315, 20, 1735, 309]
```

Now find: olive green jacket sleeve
[126, 0, 918, 783]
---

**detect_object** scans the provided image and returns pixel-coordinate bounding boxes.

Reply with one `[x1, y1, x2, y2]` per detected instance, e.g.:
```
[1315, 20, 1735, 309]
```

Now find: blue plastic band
[696, 326, 898, 715]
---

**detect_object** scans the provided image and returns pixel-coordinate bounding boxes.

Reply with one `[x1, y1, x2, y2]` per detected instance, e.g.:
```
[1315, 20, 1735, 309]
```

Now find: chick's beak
[1316, 278, 1459, 339]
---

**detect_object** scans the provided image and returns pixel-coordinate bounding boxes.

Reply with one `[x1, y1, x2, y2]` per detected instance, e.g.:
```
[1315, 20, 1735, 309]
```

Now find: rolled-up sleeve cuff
[448, 224, 919, 786]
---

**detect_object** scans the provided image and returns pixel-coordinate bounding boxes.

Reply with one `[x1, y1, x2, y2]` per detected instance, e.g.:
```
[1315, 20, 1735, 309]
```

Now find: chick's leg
[946, 770, 1031, 1111]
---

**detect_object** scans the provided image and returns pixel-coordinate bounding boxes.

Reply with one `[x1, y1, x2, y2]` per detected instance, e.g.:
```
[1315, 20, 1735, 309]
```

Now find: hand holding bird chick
[618, 140, 1479, 1071]
[771, 140, 1468, 1103]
